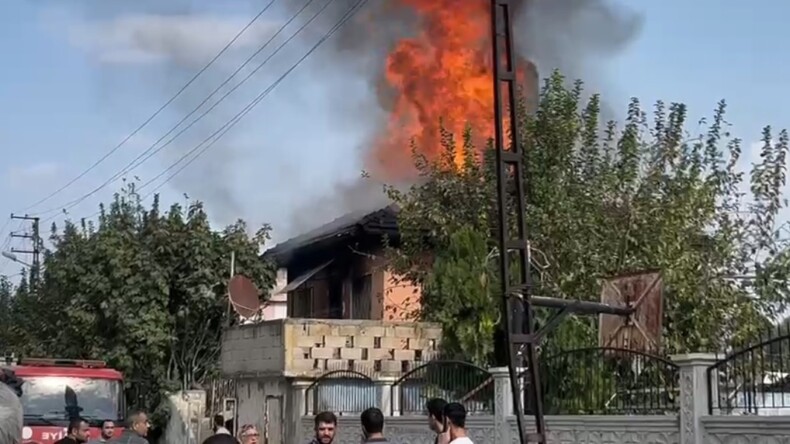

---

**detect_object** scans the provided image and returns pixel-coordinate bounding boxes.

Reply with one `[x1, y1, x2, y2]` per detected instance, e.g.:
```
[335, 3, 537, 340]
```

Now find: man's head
[425, 398, 447, 433]
[313, 411, 337, 444]
[100, 420, 116, 440]
[127, 410, 150, 437]
[67, 418, 90, 443]
[213, 414, 224, 430]
[443, 403, 467, 439]
[360, 407, 384, 438]
[0, 381, 23, 444]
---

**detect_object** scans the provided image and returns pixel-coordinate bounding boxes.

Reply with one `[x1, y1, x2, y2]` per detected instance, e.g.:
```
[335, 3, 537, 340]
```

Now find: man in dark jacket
[53, 419, 89, 444]
[360, 408, 388, 443]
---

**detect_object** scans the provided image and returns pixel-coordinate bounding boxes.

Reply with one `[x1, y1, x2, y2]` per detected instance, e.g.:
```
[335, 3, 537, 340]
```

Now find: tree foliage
[1, 185, 276, 417]
[387, 70, 789, 361]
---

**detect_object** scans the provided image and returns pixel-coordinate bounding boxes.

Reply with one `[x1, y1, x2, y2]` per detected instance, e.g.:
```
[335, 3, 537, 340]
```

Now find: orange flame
[366, 0, 536, 181]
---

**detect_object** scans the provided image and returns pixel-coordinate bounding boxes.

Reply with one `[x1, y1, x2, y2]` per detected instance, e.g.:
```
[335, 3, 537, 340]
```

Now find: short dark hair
[314, 411, 337, 427]
[360, 407, 384, 434]
[213, 414, 224, 427]
[202, 434, 238, 444]
[67, 418, 86, 434]
[426, 398, 447, 421]
[443, 403, 467, 428]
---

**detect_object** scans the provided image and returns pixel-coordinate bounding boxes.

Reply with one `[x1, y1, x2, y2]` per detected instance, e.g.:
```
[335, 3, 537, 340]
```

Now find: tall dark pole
[490, 1, 546, 443]
[9, 214, 41, 287]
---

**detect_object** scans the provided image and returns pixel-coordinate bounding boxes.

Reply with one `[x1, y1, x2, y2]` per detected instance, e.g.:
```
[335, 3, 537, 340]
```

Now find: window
[289, 287, 314, 318]
[351, 274, 372, 319]
[19, 376, 122, 422]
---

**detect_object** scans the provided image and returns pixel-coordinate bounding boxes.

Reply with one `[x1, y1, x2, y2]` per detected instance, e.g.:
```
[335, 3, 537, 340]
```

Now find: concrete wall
[221, 321, 284, 376]
[288, 356, 790, 444]
[222, 319, 442, 378]
[298, 416, 681, 444]
[163, 391, 209, 444]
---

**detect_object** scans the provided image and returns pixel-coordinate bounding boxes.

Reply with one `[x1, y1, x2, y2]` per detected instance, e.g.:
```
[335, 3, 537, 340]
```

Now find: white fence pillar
[375, 377, 397, 416]
[671, 353, 717, 444]
[491, 367, 513, 444]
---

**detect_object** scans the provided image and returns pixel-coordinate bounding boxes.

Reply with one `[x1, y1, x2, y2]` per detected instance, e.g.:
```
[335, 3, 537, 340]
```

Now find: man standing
[53, 419, 90, 444]
[426, 398, 449, 444]
[443, 403, 473, 444]
[307, 411, 336, 444]
[360, 407, 388, 443]
[87, 421, 115, 444]
[110, 411, 149, 444]
[213, 415, 230, 435]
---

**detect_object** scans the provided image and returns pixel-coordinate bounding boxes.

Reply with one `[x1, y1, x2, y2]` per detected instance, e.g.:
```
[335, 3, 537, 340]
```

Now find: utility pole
[490, 1, 544, 442]
[9, 214, 41, 287]
[489, 2, 641, 444]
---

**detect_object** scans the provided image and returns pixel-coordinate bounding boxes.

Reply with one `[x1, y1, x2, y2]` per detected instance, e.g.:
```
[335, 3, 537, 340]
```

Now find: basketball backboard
[598, 270, 663, 352]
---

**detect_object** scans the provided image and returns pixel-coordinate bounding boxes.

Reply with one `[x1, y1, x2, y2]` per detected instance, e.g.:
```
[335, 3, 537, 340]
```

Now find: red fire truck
[4, 356, 125, 444]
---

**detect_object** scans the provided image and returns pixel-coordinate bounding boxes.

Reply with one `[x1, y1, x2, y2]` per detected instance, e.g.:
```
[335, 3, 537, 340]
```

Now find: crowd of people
[295, 398, 474, 444]
[201, 397, 473, 444]
[0, 368, 474, 444]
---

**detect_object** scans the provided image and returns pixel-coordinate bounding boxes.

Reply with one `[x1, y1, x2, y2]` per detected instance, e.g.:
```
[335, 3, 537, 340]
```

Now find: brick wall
[221, 318, 442, 377]
[283, 319, 441, 377]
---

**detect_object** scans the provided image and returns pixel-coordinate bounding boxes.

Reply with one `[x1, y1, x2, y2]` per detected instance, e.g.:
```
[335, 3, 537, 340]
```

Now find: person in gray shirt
[109, 411, 149, 444]
[360, 407, 388, 443]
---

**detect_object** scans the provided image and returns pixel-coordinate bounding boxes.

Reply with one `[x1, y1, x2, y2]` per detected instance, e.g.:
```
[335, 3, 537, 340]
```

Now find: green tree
[0, 276, 12, 350]
[386, 70, 790, 360]
[5, 184, 276, 418]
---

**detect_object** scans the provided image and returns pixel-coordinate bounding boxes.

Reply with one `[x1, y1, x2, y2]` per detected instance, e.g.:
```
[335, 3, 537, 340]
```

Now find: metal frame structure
[489, 1, 635, 443]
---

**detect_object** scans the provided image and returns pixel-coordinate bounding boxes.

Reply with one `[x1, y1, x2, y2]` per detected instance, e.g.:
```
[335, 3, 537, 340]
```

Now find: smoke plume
[62, 0, 641, 242]
[286, 0, 642, 237]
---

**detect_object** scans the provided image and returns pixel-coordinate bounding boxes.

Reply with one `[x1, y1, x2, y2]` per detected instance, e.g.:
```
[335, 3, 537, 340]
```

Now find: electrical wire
[66, 0, 368, 224]
[138, 0, 369, 199]
[20, 0, 277, 213]
[34, 0, 319, 220]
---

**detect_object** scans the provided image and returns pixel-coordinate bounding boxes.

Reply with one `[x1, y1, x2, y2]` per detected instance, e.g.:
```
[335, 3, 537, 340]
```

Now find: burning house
[262, 205, 420, 321]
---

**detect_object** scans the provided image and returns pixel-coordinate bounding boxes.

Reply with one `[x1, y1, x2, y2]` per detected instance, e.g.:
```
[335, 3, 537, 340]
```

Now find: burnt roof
[263, 205, 399, 266]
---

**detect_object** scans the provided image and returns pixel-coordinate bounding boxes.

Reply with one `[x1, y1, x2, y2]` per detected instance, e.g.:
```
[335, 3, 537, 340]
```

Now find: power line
[138, 0, 369, 198]
[34, 0, 319, 220]
[41, 0, 371, 304]
[20, 0, 277, 213]
[74, 0, 369, 223]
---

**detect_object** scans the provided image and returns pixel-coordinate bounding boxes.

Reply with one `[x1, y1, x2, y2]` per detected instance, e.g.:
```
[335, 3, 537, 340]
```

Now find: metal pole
[490, 1, 545, 442]
[227, 251, 236, 327]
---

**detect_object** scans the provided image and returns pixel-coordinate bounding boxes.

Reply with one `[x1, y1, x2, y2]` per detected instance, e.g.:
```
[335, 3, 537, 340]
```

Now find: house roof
[263, 205, 399, 265]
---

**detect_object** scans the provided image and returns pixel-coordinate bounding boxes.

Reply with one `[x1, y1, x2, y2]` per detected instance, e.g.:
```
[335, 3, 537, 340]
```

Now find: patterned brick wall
[284, 319, 442, 377]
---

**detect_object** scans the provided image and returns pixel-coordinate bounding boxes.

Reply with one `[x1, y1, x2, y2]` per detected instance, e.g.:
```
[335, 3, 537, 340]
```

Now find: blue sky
[0, 0, 788, 277]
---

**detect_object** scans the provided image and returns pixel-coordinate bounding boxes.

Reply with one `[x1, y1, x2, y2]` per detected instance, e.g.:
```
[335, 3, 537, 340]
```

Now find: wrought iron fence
[391, 360, 494, 415]
[519, 347, 680, 415]
[708, 326, 790, 415]
[305, 370, 379, 415]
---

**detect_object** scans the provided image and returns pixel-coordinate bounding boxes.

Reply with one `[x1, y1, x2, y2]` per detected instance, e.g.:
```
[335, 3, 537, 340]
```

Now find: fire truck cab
[3, 355, 125, 444]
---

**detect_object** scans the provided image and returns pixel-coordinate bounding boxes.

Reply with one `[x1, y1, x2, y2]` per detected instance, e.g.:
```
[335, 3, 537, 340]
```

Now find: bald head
[0, 382, 23, 444]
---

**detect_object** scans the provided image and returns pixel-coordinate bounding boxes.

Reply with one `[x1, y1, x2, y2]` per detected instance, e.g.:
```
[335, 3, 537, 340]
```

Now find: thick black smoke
[286, 0, 642, 237]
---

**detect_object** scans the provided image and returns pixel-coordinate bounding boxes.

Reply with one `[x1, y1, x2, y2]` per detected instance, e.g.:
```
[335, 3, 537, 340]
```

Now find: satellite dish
[228, 275, 261, 319]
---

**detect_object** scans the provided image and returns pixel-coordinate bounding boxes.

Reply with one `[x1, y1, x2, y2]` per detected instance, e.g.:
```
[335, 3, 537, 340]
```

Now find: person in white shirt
[443, 403, 473, 444]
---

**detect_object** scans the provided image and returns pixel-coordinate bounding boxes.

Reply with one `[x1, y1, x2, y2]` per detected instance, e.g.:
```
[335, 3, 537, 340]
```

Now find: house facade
[262, 206, 420, 321]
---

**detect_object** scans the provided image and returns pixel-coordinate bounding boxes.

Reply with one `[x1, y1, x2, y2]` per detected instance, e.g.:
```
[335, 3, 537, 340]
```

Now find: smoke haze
[58, 0, 641, 242]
